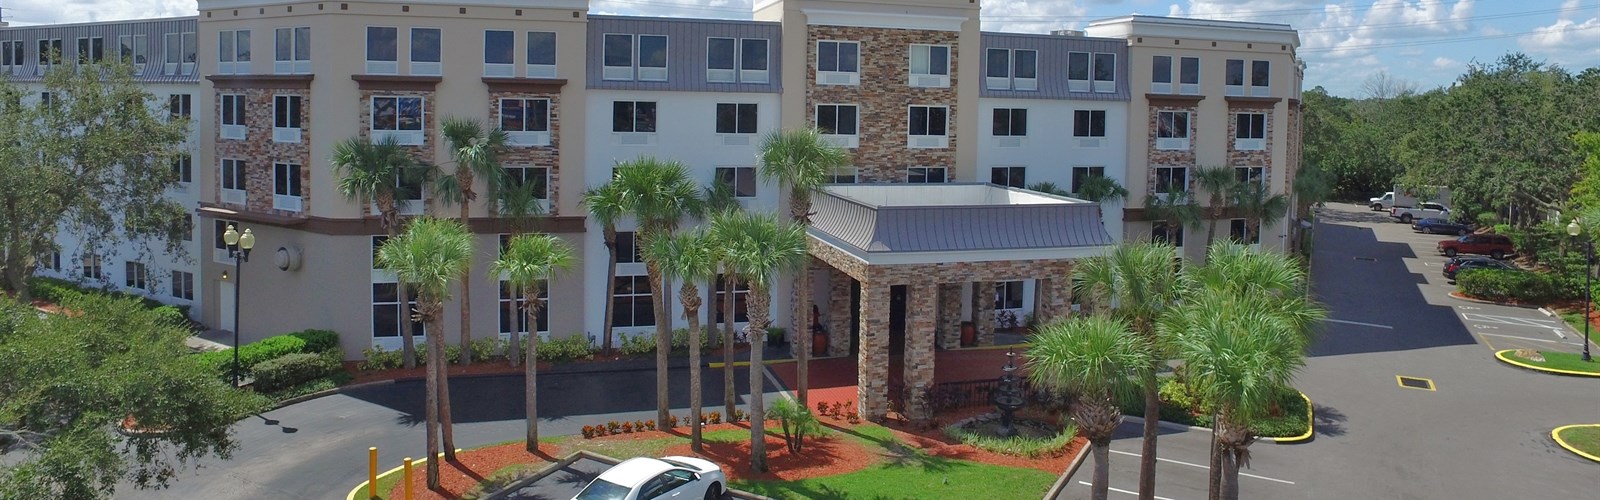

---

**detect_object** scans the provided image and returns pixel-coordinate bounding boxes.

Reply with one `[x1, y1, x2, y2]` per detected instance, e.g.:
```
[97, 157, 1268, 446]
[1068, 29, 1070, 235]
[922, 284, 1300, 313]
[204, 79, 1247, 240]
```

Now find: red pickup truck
[1437, 234, 1514, 259]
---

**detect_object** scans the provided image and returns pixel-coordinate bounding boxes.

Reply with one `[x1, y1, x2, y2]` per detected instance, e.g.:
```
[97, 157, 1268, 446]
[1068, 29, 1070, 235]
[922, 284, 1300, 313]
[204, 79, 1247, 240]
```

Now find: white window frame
[992, 108, 1026, 148]
[120, 34, 147, 74]
[162, 33, 179, 75]
[81, 253, 103, 281]
[1067, 51, 1090, 92]
[483, 29, 515, 77]
[1234, 112, 1266, 151]
[500, 98, 551, 147]
[1073, 109, 1107, 148]
[827, 167, 858, 184]
[124, 261, 148, 290]
[1151, 55, 1172, 94]
[1229, 218, 1261, 246]
[219, 94, 246, 140]
[0, 41, 11, 72]
[1153, 220, 1185, 249]
[366, 26, 399, 75]
[907, 105, 949, 149]
[714, 166, 758, 199]
[705, 37, 770, 84]
[907, 166, 948, 184]
[274, 26, 311, 74]
[602, 33, 634, 81]
[499, 277, 550, 340]
[171, 270, 194, 301]
[502, 166, 551, 212]
[994, 280, 1025, 312]
[371, 278, 427, 343]
[220, 159, 246, 205]
[1225, 59, 1245, 97]
[1179, 56, 1200, 94]
[611, 101, 658, 145]
[1156, 111, 1190, 150]
[990, 166, 1026, 189]
[168, 93, 191, 120]
[218, 30, 250, 74]
[984, 48, 1036, 91]
[706, 37, 736, 83]
[1235, 166, 1265, 190]
[179, 32, 196, 76]
[1153, 166, 1188, 196]
[715, 102, 758, 146]
[1070, 166, 1106, 196]
[410, 27, 442, 76]
[816, 40, 860, 86]
[1250, 60, 1270, 97]
[214, 219, 239, 263]
[637, 34, 668, 82]
[43, 250, 62, 272]
[909, 44, 950, 88]
[172, 153, 193, 186]
[526, 31, 556, 78]
[1092, 52, 1116, 93]
[273, 94, 302, 143]
[816, 104, 859, 149]
[371, 96, 425, 146]
[75, 36, 105, 66]
[273, 162, 303, 212]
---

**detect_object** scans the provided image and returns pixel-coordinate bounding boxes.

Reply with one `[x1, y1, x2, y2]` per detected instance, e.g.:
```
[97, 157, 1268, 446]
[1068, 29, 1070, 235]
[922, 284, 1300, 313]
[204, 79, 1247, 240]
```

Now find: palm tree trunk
[602, 225, 618, 355]
[437, 307, 456, 460]
[1208, 411, 1224, 500]
[648, 260, 672, 429]
[723, 271, 738, 420]
[399, 286, 417, 369]
[748, 284, 771, 473]
[459, 200, 473, 366]
[525, 287, 541, 452]
[1091, 441, 1112, 500]
[792, 196, 812, 406]
[424, 306, 442, 488]
[1221, 445, 1241, 500]
[681, 282, 704, 453]
[1138, 371, 1160, 500]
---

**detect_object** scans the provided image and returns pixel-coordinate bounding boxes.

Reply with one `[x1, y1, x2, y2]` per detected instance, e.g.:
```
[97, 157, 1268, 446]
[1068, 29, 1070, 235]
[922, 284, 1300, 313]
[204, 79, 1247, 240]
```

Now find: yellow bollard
[403, 457, 414, 500]
[368, 447, 378, 499]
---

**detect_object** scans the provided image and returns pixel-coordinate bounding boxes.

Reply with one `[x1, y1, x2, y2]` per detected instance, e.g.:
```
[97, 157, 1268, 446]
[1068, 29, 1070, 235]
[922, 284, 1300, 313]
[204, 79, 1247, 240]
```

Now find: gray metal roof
[810, 184, 1114, 254]
[0, 18, 200, 84]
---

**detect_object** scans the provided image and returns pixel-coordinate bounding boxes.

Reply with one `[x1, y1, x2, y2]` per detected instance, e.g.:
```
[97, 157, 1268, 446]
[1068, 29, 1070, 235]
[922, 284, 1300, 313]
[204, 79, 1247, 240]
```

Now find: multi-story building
[5, 1, 1303, 397]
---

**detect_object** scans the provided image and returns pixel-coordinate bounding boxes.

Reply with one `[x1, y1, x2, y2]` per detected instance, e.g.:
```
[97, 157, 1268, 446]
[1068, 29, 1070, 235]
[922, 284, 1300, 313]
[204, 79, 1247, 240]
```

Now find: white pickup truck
[1390, 202, 1450, 223]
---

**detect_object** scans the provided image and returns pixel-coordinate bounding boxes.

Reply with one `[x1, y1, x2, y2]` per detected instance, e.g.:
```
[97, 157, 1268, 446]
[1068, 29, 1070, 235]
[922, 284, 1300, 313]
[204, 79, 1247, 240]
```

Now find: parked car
[1437, 233, 1514, 259]
[1391, 202, 1450, 224]
[574, 456, 725, 500]
[1412, 218, 1473, 235]
[1443, 256, 1515, 280]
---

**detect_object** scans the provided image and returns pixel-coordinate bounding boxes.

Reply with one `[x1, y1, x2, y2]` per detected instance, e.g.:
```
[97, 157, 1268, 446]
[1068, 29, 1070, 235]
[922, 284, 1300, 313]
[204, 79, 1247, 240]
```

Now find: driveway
[116, 365, 778, 500]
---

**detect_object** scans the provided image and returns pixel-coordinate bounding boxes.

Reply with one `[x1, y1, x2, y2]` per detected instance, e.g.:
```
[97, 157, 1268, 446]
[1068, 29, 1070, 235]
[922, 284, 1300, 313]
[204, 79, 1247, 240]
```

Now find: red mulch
[661, 425, 877, 482]
[386, 442, 560, 500]
[879, 406, 1087, 474]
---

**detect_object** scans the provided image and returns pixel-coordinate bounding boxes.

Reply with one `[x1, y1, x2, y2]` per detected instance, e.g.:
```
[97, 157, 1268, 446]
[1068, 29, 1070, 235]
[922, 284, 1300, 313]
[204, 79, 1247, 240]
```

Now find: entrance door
[218, 280, 236, 333]
[889, 285, 907, 355]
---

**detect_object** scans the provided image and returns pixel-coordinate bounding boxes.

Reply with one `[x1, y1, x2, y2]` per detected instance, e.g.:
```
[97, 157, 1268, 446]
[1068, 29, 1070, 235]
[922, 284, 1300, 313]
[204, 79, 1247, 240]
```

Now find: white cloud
[1518, 0, 1600, 61]
[4, 0, 194, 25]
[980, 1, 1092, 33]
[1432, 56, 1459, 69]
[590, 0, 749, 19]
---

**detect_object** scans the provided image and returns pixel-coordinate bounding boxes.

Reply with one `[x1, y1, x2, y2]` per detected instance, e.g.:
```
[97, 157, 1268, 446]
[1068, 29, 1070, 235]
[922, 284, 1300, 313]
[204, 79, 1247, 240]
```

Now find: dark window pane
[1094, 53, 1115, 82]
[992, 109, 1008, 136]
[502, 99, 526, 131]
[838, 106, 856, 135]
[612, 101, 633, 132]
[527, 31, 556, 65]
[634, 102, 656, 133]
[818, 41, 838, 72]
[1152, 55, 1171, 83]
[716, 103, 735, 134]
[928, 107, 946, 136]
[1252, 60, 1270, 86]
[373, 282, 398, 304]
[737, 104, 757, 134]
[1180, 57, 1199, 84]
[1011, 109, 1027, 136]
[412, 28, 441, 62]
[529, 100, 549, 131]
[986, 48, 1008, 78]
[638, 35, 667, 68]
[741, 39, 767, 70]
[708, 37, 735, 70]
[1015, 50, 1037, 79]
[1226, 59, 1244, 85]
[484, 30, 513, 64]
[367, 27, 397, 62]
[604, 34, 631, 67]
[1068, 52, 1089, 80]
[909, 107, 927, 135]
[930, 46, 948, 75]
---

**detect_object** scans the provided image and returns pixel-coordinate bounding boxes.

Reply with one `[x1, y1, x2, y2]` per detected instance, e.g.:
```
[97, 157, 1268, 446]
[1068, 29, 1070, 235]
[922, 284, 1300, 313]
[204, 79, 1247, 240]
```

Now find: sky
[4, 0, 1599, 97]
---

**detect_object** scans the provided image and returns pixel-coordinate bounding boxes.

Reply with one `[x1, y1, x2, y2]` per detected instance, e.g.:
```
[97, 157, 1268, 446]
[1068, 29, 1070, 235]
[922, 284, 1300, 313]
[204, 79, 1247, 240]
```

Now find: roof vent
[1051, 29, 1085, 37]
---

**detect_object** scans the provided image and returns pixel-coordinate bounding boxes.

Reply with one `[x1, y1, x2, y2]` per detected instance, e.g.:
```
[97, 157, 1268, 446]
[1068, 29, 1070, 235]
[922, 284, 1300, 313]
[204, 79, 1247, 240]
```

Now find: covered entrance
[804, 184, 1114, 422]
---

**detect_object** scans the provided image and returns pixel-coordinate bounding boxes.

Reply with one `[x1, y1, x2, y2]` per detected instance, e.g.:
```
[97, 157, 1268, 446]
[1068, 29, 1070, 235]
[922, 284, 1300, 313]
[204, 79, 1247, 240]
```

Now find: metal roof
[810, 183, 1114, 254]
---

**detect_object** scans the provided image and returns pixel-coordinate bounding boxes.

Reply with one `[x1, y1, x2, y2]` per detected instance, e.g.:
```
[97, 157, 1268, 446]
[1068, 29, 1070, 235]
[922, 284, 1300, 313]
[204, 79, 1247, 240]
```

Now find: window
[1073, 110, 1106, 138]
[215, 220, 238, 253]
[168, 94, 191, 119]
[171, 270, 194, 301]
[907, 167, 947, 184]
[527, 31, 556, 78]
[739, 38, 769, 83]
[500, 280, 549, 337]
[994, 281, 1024, 310]
[221, 159, 246, 205]
[1179, 57, 1200, 93]
[274, 27, 310, 74]
[76, 36, 104, 65]
[1229, 219, 1260, 245]
[501, 98, 551, 147]
[715, 103, 757, 135]
[1225, 59, 1245, 96]
[220, 94, 246, 140]
[1071, 166, 1105, 195]
[1093, 53, 1116, 92]
[483, 30, 514, 77]
[372, 282, 425, 338]
[706, 37, 768, 84]
[991, 166, 1026, 188]
[816, 40, 860, 85]
[715, 167, 757, 198]
[615, 231, 643, 264]
[1152, 55, 1172, 93]
[984, 48, 1037, 91]
[638, 35, 667, 81]
[273, 95, 302, 143]
[1153, 221, 1185, 247]
[504, 166, 550, 203]
[601, 33, 664, 81]
[371, 96, 425, 145]
[1251, 60, 1270, 95]
[602, 33, 633, 80]
[713, 274, 749, 325]
[816, 104, 857, 136]
[410, 28, 441, 76]
[1156, 111, 1190, 150]
[366, 27, 398, 74]
[39, 92, 54, 111]
[908, 105, 948, 148]
[1154, 167, 1188, 195]
[1235, 113, 1266, 150]
[611, 101, 657, 133]
[81, 254, 103, 281]
[181, 216, 193, 242]
[119, 34, 147, 68]
[173, 154, 192, 184]
[217, 30, 249, 74]
[1, 41, 12, 69]
[273, 162, 302, 212]
[124, 261, 148, 290]
[827, 167, 858, 184]
[992, 108, 1027, 137]
[41, 250, 61, 272]
[613, 275, 654, 328]
[40, 38, 63, 66]
[909, 44, 950, 87]
[396, 170, 424, 215]
[1235, 167, 1265, 189]
[1067, 52, 1090, 91]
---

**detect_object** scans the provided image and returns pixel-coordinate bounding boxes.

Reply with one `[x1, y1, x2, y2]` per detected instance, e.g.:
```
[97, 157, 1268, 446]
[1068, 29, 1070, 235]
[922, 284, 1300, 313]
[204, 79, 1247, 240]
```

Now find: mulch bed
[661, 431, 876, 482]
[386, 442, 560, 500]
[879, 406, 1087, 474]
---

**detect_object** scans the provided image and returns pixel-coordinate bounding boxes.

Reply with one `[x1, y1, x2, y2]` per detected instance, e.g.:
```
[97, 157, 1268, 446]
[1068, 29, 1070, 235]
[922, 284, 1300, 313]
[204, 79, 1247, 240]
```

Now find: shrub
[359, 346, 407, 371]
[418, 343, 463, 366]
[731, 409, 745, 423]
[816, 401, 830, 417]
[708, 411, 721, 425]
[769, 399, 826, 453]
[536, 334, 596, 363]
[668, 415, 680, 428]
[192, 334, 309, 377]
[944, 421, 1077, 458]
[151, 305, 188, 326]
[607, 421, 621, 434]
[471, 337, 505, 363]
[253, 351, 342, 392]
[644, 420, 656, 431]
[1457, 268, 1579, 303]
[290, 329, 341, 353]
[670, 327, 713, 353]
[29, 276, 192, 318]
[618, 333, 656, 357]
[621, 422, 634, 433]
[582, 425, 596, 439]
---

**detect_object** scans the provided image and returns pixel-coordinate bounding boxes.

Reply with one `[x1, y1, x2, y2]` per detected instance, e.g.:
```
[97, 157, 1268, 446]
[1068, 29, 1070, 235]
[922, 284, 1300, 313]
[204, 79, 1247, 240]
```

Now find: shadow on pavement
[1312, 403, 1348, 438]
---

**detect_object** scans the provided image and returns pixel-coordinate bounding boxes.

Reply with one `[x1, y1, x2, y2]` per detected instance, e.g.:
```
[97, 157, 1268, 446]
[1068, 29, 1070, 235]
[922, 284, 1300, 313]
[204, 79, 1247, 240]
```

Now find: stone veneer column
[936, 282, 962, 349]
[827, 268, 853, 357]
[857, 283, 890, 421]
[971, 281, 996, 346]
[1036, 276, 1073, 324]
[904, 283, 938, 422]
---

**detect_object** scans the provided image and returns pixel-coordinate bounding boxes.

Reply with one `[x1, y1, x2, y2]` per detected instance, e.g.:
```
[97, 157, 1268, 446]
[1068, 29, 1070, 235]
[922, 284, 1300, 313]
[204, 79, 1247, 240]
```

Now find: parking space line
[1077, 482, 1177, 500]
[1326, 318, 1394, 329]
[1477, 332, 1564, 344]
[1107, 449, 1296, 484]
[1461, 313, 1561, 328]
[1476, 333, 1497, 351]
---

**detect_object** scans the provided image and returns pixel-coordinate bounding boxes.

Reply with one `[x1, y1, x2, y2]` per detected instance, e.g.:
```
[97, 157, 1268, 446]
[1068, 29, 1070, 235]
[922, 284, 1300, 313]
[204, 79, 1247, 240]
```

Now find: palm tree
[715, 211, 808, 473]
[376, 217, 474, 489]
[643, 229, 718, 453]
[332, 136, 428, 368]
[1026, 182, 1072, 196]
[1028, 316, 1154, 500]
[1072, 242, 1185, 500]
[491, 234, 576, 452]
[613, 157, 704, 428]
[702, 179, 745, 421]
[758, 127, 849, 405]
[582, 182, 628, 355]
[1077, 176, 1130, 204]
[1231, 183, 1290, 247]
[1144, 190, 1203, 249]
[437, 117, 511, 366]
[1194, 166, 1241, 248]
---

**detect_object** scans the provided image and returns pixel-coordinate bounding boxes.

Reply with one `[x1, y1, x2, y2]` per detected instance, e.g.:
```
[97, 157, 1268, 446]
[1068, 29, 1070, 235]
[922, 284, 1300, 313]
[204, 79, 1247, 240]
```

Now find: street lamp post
[223, 224, 256, 386]
[1567, 219, 1593, 362]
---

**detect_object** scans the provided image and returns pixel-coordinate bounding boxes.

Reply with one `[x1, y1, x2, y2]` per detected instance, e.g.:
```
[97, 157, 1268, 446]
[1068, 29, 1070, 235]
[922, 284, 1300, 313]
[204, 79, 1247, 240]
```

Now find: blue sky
[7, 1, 1599, 97]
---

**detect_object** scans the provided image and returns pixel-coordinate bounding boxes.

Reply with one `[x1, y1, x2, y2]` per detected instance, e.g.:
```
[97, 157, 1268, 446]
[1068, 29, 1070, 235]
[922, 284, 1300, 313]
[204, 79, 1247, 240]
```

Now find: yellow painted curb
[1494, 350, 1600, 378]
[1551, 424, 1600, 463]
[707, 358, 799, 369]
[346, 450, 455, 500]
[1268, 391, 1315, 444]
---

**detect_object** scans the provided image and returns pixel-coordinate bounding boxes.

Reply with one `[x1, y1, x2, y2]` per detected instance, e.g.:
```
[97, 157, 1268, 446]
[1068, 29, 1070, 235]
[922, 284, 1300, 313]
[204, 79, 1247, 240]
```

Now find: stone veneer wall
[1147, 103, 1198, 195]
[1226, 103, 1275, 180]
[358, 89, 439, 215]
[806, 26, 960, 183]
[489, 91, 563, 215]
[214, 88, 311, 216]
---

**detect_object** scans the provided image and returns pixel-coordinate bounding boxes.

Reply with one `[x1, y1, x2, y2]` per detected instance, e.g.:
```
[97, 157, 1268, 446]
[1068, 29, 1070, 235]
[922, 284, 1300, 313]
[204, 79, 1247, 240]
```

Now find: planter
[812, 330, 829, 356]
[960, 321, 976, 347]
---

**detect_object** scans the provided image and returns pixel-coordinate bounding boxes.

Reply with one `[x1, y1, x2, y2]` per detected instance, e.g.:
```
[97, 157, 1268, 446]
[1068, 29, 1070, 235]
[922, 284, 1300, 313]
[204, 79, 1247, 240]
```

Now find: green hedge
[29, 276, 190, 319]
[1121, 379, 1309, 437]
[193, 329, 341, 378]
[253, 351, 342, 392]
[1456, 268, 1580, 303]
[290, 329, 340, 353]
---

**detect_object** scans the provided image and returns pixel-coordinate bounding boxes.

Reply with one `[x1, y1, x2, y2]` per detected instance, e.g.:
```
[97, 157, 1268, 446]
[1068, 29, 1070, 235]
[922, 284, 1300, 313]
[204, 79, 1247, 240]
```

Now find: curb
[345, 449, 455, 500]
[1445, 291, 1538, 309]
[1494, 350, 1600, 378]
[1042, 437, 1093, 499]
[1551, 425, 1600, 463]
[1267, 392, 1316, 444]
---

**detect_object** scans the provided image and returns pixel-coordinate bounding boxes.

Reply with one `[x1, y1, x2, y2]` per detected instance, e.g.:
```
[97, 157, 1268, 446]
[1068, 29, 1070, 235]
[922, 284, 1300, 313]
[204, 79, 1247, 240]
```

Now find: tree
[437, 118, 511, 366]
[1072, 242, 1185, 500]
[702, 180, 745, 421]
[0, 294, 266, 499]
[1077, 176, 1130, 204]
[490, 234, 576, 452]
[714, 211, 808, 473]
[376, 217, 475, 488]
[758, 128, 850, 405]
[1144, 190, 1202, 249]
[1569, 132, 1600, 210]
[613, 158, 704, 428]
[1231, 183, 1289, 247]
[1194, 166, 1240, 248]
[1027, 182, 1072, 196]
[0, 63, 190, 300]
[332, 136, 430, 368]
[643, 229, 717, 453]
[1027, 316, 1153, 500]
[494, 166, 551, 365]
[582, 182, 628, 355]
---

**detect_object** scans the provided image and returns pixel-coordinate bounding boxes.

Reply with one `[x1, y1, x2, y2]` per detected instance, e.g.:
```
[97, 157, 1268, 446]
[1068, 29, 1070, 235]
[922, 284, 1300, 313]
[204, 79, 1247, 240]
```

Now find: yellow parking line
[1476, 333, 1497, 351]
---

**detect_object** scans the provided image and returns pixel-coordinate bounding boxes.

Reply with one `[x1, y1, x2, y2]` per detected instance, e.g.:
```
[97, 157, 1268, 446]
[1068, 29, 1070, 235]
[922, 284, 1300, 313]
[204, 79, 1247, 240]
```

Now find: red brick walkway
[769, 347, 1028, 407]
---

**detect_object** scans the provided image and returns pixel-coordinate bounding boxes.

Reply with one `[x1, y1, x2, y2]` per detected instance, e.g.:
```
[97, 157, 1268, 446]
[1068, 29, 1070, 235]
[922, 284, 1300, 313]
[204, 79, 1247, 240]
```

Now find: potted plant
[960, 320, 976, 347]
[767, 327, 786, 346]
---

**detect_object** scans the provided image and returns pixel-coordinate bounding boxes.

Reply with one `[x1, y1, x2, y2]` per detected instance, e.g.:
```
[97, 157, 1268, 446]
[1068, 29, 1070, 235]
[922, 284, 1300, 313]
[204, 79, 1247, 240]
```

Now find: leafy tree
[1077, 176, 1130, 204]
[332, 136, 430, 368]
[1027, 315, 1153, 500]
[1027, 182, 1072, 196]
[768, 399, 825, 454]
[1144, 190, 1202, 247]
[642, 229, 717, 453]
[1231, 183, 1289, 247]
[0, 295, 266, 499]
[758, 128, 850, 405]
[582, 182, 628, 355]
[1570, 132, 1600, 210]
[437, 118, 511, 366]
[1194, 166, 1240, 248]
[491, 234, 576, 452]
[0, 64, 190, 300]
[376, 217, 475, 487]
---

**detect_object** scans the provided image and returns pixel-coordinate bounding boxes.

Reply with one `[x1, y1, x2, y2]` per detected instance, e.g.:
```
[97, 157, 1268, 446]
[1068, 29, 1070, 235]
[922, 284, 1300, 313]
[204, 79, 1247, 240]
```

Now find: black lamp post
[223, 224, 256, 386]
[1567, 219, 1593, 362]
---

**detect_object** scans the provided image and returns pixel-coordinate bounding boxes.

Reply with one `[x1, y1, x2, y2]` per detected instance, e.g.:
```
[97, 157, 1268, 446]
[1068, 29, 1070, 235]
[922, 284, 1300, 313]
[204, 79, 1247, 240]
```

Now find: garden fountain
[991, 350, 1026, 437]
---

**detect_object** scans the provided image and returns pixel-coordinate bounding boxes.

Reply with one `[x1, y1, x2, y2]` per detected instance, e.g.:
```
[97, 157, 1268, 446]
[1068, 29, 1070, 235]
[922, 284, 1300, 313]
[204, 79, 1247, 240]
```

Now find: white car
[574, 456, 726, 500]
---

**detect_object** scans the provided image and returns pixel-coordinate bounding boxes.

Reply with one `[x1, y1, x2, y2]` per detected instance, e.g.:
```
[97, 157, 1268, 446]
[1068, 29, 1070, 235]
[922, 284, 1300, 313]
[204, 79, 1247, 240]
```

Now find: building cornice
[1224, 95, 1282, 109]
[351, 74, 443, 92]
[482, 77, 568, 94]
[198, 203, 587, 235]
[206, 74, 315, 90]
[1145, 94, 1205, 107]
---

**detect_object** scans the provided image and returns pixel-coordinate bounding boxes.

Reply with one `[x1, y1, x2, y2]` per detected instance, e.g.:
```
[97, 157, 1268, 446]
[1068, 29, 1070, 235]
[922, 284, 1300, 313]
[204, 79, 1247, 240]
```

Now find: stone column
[827, 268, 853, 357]
[936, 282, 962, 349]
[857, 283, 890, 422]
[971, 281, 996, 346]
[1036, 275, 1073, 324]
[904, 283, 938, 423]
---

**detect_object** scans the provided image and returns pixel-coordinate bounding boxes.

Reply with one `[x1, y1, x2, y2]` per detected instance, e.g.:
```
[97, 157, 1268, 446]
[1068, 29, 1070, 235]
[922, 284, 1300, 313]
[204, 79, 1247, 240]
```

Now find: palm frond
[1026, 315, 1152, 404]
[710, 211, 807, 290]
[376, 217, 475, 299]
[758, 127, 850, 197]
[1076, 176, 1129, 203]
[642, 228, 719, 284]
[490, 234, 577, 292]
[1026, 181, 1072, 197]
[612, 156, 704, 238]
[1143, 189, 1203, 229]
[582, 182, 628, 227]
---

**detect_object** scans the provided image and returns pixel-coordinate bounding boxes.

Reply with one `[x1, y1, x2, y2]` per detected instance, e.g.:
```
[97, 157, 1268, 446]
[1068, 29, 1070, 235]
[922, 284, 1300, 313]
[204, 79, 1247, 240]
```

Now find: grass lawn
[1556, 426, 1600, 457]
[1506, 350, 1600, 374]
[732, 451, 1057, 500]
[1559, 310, 1591, 336]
